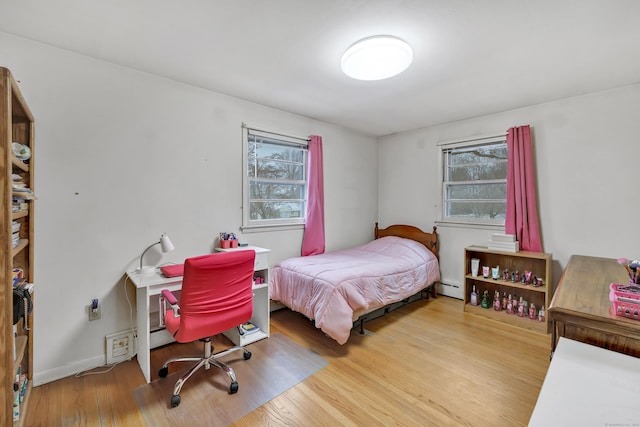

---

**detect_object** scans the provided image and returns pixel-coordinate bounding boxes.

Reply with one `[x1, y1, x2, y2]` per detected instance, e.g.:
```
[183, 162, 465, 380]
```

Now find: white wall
[379, 84, 640, 299]
[0, 33, 378, 384]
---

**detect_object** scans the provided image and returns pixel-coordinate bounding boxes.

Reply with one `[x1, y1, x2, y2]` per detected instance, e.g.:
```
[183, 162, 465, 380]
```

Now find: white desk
[126, 271, 183, 383]
[529, 337, 640, 426]
[126, 246, 271, 383]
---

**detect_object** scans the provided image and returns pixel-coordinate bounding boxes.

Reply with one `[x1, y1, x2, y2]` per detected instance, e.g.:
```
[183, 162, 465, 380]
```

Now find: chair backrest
[173, 250, 256, 343]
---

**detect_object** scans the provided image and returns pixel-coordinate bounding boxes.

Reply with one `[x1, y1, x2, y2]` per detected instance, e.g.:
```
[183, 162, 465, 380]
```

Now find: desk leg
[136, 286, 151, 383]
[550, 319, 557, 360]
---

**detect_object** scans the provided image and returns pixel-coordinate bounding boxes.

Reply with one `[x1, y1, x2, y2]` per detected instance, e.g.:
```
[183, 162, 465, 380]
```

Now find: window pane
[250, 201, 305, 220]
[448, 145, 507, 182]
[448, 182, 506, 200]
[250, 181, 305, 200]
[248, 156, 256, 177]
[448, 162, 507, 181]
[449, 144, 507, 165]
[254, 143, 304, 163]
[446, 200, 506, 220]
[255, 158, 303, 180]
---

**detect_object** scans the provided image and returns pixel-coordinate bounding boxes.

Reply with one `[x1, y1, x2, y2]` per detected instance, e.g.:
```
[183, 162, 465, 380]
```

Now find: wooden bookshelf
[1, 67, 35, 425]
[464, 246, 552, 334]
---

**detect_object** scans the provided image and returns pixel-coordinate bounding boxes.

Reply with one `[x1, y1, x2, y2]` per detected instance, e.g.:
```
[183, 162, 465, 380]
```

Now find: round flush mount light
[341, 36, 413, 81]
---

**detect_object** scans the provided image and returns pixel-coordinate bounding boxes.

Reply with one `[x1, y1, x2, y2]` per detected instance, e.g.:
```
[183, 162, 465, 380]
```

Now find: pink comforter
[270, 236, 440, 344]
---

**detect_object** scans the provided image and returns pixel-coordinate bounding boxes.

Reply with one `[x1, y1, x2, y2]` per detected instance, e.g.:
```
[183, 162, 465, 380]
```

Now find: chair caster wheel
[230, 381, 239, 394]
[158, 367, 168, 378]
[171, 395, 181, 407]
[243, 350, 252, 360]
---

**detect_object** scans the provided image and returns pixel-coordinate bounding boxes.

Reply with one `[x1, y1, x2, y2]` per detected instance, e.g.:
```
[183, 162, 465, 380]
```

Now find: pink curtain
[505, 125, 543, 252]
[301, 135, 325, 256]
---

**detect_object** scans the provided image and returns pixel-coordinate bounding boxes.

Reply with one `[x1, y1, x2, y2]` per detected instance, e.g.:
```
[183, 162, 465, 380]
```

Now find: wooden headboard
[374, 222, 439, 259]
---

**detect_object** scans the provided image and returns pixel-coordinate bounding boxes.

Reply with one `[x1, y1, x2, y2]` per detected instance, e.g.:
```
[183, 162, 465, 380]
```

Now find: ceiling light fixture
[341, 35, 413, 81]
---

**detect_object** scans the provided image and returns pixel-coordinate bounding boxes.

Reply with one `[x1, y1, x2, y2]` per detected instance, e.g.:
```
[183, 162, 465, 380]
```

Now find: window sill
[435, 220, 505, 231]
[240, 224, 305, 234]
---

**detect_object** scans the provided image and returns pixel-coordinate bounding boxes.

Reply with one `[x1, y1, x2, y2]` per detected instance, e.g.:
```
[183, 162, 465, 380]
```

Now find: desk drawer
[255, 253, 269, 271]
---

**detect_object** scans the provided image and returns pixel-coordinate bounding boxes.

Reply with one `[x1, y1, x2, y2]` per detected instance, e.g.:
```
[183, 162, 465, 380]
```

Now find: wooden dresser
[549, 254, 640, 357]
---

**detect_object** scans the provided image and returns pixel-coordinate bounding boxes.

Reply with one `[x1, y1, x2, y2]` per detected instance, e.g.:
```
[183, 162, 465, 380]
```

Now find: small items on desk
[160, 264, 184, 278]
[219, 232, 238, 248]
[609, 283, 640, 319]
[611, 258, 640, 319]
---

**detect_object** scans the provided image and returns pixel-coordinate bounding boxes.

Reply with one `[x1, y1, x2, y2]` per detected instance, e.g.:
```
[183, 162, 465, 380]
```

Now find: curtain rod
[242, 122, 311, 142]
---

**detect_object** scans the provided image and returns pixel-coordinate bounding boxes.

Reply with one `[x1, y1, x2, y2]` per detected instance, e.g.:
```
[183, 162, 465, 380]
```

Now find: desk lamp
[138, 233, 175, 274]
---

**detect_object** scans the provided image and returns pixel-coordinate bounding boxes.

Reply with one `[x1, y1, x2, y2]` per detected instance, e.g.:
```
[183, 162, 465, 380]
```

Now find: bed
[269, 223, 440, 344]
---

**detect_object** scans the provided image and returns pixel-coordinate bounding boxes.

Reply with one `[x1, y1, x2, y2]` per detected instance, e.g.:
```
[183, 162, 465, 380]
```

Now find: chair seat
[164, 303, 253, 343]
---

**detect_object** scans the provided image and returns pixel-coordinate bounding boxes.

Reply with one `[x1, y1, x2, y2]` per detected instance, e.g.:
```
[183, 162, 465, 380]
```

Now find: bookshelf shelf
[12, 211, 28, 220]
[12, 240, 29, 258]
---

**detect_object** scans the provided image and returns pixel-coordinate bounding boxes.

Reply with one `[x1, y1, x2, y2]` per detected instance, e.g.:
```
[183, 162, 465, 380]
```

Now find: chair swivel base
[158, 340, 252, 408]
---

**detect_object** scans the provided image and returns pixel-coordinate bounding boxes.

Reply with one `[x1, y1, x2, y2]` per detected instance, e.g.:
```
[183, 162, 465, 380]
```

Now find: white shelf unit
[214, 245, 271, 346]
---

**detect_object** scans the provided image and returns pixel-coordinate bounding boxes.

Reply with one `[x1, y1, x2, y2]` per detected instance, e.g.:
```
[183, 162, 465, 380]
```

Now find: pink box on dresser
[609, 283, 640, 319]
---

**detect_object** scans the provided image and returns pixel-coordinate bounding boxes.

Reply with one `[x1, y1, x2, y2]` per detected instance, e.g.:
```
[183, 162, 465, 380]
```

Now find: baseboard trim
[34, 354, 108, 386]
[437, 281, 463, 299]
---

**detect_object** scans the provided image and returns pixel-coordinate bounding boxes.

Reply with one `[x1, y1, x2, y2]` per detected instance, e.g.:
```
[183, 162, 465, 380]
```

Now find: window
[440, 134, 507, 225]
[242, 127, 308, 230]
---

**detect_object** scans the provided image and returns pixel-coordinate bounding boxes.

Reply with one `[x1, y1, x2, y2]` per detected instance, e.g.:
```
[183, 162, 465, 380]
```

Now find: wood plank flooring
[22, 296, 551, 426]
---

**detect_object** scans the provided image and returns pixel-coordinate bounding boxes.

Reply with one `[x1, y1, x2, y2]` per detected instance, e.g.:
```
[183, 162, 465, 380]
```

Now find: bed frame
[374, 222, 439, 259]
[352, 223, 440, 335]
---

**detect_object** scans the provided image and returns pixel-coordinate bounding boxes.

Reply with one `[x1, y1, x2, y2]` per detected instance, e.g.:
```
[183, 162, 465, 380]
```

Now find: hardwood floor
[22, 296, 551, 426]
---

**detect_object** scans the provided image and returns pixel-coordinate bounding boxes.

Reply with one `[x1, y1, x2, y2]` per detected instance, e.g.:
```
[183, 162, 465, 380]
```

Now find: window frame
[241, 126, 309, 232]
[438, 133, 508, 228]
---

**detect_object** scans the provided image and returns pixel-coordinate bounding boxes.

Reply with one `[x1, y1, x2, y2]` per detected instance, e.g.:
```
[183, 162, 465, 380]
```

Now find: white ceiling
[2, 0, 640, 137]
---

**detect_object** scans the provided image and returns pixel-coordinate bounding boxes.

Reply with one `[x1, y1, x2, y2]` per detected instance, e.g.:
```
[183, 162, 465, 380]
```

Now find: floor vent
[105, 330, 136, 365]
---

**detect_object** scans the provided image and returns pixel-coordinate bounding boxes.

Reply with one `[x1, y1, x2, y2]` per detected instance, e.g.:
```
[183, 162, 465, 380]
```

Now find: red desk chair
[158, 250, 256, 407]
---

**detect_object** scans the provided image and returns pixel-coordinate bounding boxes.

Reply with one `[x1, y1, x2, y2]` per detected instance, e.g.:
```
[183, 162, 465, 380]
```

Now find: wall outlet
[88, 305, 101, 321]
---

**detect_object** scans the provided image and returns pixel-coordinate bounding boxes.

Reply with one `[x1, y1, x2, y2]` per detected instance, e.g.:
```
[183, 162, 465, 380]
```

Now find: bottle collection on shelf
[470, 284, 545, 322]
[469, 260, 546, 321]
[472, 260, 544, 288]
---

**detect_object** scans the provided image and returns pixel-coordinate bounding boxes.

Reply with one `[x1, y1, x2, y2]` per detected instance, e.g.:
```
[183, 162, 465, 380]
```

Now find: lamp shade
[138, 233, 175, 274]
[341, 36, 413, 81]
[159, 233, 175, 253]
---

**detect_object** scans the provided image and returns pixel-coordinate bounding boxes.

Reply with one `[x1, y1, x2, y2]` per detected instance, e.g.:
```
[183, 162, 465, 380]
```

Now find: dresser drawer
[255, 252, 269, 271]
